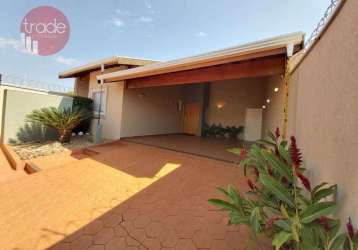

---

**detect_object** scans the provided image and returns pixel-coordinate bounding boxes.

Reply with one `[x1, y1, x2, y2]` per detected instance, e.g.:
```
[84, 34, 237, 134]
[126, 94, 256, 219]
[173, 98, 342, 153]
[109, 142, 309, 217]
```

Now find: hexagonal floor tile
[192, 230, 212, 249]
[70, 235, 93, 250]
[134, 215, 151, 229]
[174, 239, 196, 250]
[145, 222, 164, 238]
[94, 227, 115, 245]
[105, 236, 126, 250]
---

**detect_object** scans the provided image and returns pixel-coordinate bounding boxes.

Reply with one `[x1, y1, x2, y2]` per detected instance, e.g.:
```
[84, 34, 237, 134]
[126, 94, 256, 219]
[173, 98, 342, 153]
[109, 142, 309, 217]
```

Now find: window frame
[89, 87, 107, 117]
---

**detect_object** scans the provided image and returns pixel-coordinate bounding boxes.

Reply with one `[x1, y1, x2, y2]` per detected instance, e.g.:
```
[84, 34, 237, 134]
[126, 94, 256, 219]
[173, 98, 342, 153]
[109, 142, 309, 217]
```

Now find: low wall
[1, 88, 73, 143]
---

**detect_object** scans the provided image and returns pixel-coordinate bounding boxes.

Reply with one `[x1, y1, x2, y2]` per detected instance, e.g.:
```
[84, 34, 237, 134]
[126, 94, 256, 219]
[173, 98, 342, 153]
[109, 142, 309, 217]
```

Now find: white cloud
[196, 31, 208, 37]
[110, 17, 124, 27]
[138, 16, 153, 22]
[144, 0, 152, 9]
[115, 9, 131, 16]
[54, 56, 81, 66]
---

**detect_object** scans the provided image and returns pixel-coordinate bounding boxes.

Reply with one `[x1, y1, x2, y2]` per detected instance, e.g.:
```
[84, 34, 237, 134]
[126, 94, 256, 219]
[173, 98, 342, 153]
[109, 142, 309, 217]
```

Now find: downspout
[97, 63, 105, 126]
[93, 64, 104, 144]
[282, 43, 294, 138]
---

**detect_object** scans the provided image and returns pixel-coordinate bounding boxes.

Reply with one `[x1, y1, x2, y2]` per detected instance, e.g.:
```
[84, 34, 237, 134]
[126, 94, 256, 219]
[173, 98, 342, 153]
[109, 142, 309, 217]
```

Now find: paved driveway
[0, 142, 269, 250]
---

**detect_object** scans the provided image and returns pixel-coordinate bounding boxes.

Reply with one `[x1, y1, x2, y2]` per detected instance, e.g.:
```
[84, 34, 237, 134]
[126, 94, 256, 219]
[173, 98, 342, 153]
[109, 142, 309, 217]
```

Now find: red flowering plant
[209, 128, 356, 250]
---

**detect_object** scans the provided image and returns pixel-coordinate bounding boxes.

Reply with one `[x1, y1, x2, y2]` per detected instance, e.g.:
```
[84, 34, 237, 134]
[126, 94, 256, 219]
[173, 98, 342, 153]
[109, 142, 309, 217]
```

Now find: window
[90, 88, 107, 116]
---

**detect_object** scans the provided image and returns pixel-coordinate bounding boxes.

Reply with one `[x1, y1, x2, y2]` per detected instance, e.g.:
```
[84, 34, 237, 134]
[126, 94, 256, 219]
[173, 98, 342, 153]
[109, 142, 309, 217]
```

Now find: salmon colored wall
[289, 0, 358, 222]
[262, 75, 285, 136]
[74, 75, 89, 97]
[89, 66, 127, 140]
[120, 85, 183, 138]
[206, 77, 267, 130]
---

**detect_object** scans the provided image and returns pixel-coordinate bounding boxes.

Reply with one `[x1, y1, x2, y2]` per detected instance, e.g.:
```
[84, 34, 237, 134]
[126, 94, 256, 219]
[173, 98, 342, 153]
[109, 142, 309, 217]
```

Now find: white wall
[120, 85, 183, 137]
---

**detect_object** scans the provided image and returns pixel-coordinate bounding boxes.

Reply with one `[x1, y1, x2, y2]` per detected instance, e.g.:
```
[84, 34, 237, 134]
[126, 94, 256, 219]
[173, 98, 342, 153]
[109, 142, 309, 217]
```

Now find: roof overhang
[98, 32, 304, 84]
[59, 56, 158, 79]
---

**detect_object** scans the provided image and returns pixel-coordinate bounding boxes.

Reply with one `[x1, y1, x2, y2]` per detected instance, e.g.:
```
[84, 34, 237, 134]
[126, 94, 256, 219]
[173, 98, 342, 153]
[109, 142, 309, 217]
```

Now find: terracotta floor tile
[0, 141, 266, 250]
[134, 215, 151, 229]
[174, 239, 197, 250]
[88, 245, 105, 250]
[70, 235, 93, 250]
[94, 228, 115, 245]
[105, 236, 126, 250]
[143, 237, 161, 250]
[145, 222, 164, 238]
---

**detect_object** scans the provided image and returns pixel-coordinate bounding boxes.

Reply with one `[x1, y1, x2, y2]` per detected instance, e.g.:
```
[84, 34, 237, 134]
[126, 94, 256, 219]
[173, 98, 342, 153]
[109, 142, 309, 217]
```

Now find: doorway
[182, 103, 201, 135]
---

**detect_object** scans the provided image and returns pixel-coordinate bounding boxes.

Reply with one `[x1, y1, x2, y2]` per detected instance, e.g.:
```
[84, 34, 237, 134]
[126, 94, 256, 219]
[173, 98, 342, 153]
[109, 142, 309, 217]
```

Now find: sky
[0, 0, 331, 89]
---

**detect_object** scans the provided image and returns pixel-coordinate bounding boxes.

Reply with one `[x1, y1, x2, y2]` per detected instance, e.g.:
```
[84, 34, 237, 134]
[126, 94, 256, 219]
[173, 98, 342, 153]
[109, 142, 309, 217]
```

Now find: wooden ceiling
[126, 55, 285, 89]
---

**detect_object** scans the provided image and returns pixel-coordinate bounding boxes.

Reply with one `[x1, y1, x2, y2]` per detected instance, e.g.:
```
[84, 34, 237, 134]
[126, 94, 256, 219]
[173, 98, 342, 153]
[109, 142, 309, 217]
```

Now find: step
[0, 148, 27, 184]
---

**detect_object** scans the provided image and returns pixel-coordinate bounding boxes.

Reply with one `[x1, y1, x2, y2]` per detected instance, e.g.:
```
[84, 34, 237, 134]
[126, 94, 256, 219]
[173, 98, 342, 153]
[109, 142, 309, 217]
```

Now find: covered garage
[97, 32, 304, 161]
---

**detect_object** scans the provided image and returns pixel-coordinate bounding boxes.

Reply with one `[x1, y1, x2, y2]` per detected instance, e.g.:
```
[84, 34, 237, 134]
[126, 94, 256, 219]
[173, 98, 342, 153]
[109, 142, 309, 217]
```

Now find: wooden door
[183, 103, 200, 135]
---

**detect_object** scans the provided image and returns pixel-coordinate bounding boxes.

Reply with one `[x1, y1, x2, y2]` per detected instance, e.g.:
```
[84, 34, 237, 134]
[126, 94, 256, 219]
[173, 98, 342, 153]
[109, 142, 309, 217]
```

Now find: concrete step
[0, 149, 26, 184]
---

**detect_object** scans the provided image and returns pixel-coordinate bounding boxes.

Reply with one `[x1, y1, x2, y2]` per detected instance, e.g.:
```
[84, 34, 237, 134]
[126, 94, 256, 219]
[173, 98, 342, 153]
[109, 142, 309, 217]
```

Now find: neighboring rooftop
[98, 32, 305, 83]
[59, 56, 158, 79]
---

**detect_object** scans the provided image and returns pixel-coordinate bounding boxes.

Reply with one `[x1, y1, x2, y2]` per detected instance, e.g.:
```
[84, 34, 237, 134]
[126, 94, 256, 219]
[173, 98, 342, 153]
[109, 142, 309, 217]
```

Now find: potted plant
[26, 107, 92, 143]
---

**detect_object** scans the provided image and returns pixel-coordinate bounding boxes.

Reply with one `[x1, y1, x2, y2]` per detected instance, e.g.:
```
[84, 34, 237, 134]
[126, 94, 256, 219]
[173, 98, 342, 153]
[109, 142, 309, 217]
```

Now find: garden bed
[11, 135, 98, 160]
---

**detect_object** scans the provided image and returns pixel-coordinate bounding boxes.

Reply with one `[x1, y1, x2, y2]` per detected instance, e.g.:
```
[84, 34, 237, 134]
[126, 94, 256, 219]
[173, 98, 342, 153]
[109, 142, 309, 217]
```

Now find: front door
[183, 103, 200, 135]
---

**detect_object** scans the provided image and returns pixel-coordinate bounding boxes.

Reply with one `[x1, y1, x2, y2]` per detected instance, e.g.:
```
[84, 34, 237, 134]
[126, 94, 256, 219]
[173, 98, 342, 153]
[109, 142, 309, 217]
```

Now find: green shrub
[72, 96, 93, 134]
[202, 123, 244, 139]
[26, 107, 92, 143]
[209, 128, 358, 250]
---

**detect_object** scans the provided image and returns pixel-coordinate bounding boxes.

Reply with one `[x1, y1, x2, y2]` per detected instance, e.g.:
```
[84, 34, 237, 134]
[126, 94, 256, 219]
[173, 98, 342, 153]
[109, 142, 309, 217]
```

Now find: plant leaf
[312, 182, 329, 194]
[259, 174, 295, 207]
[272, 231, 292, 250]
[353, 231, 358, 250]
[262, 151, 293, 181]
[328, 220, 341, 241]
[216, 187, 229, 197]
[208, 199, 239, 212]
[313, 185, 337, 202]
[280, 204, 289, 219]
[250, 207, 262, 234]
[291, 215, 301, 242]
[227, 147, 243, 156]
[229, 212, 250, 225]
[330, 233, 347, 250]
[278, 144, 292, 165]
[274, 220, 291, 231]
[300, 202, 337, 224]
[256, 139, 276, 147]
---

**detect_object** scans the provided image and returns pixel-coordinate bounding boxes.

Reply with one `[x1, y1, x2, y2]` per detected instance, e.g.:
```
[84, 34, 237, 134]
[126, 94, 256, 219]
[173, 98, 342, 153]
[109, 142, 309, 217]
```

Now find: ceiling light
[262, 105, 266, 109]
[274, 87, 279, 92]
[266, 99, 270, 103]
[216, 103, 224, 109]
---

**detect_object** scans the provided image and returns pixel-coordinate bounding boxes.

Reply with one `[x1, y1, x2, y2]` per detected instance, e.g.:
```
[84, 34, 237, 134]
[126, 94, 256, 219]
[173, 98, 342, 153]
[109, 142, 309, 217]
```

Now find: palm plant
[26, 107, 92, 143]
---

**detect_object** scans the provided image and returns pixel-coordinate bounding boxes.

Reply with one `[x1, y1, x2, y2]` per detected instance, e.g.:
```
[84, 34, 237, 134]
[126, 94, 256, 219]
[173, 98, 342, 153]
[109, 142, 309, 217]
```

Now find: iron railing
[0, 74, 73, 94]
[304, 0, 341, 50]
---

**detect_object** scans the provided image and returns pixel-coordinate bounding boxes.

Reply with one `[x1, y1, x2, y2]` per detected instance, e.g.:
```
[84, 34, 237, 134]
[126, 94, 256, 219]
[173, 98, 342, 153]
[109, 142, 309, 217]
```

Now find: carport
[97, 33, 304, 161]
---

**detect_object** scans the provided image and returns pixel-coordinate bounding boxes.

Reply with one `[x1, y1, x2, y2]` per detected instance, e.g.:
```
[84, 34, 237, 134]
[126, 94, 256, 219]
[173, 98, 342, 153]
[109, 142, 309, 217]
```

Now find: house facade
[60, 33, 304, 141]
[59, 0, 358, 224]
